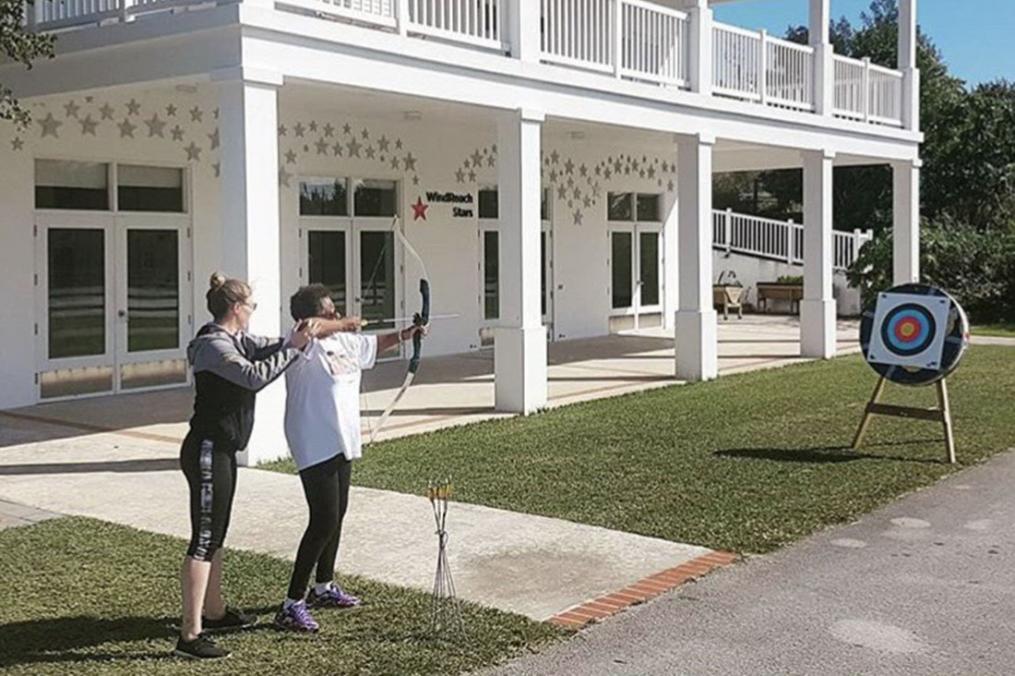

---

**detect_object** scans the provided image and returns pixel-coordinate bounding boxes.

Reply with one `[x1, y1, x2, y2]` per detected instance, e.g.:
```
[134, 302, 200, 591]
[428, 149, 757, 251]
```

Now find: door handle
[118, 310, 127, 318]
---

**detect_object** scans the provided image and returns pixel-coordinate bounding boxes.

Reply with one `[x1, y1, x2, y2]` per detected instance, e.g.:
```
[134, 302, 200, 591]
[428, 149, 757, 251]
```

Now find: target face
[860, 284, 970, 386]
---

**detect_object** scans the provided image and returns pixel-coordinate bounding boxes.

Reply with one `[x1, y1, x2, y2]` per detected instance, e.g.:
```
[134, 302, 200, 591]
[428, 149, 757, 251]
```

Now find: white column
[800, 149, 836, 359]
[899, 0, 920, 130]
[683, 0, 713, 96]
[809, 0, 834, 116]
[495, 108, 547, 413]
[661, 188, 679, 331]
[893, 159, 921, 284]
[506, 0, 540, 62]
[216, 68, 286, 466]
[675, 133, 718, 381]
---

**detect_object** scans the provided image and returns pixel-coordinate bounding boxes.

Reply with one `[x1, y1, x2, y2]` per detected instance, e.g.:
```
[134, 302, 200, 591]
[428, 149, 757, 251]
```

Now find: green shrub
[847, 217, 1015, 322]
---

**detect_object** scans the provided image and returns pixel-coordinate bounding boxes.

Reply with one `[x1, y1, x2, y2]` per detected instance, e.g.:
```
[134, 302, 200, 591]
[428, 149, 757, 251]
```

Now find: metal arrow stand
[851, 376, 957, 464]
[427, 478, 466, 641]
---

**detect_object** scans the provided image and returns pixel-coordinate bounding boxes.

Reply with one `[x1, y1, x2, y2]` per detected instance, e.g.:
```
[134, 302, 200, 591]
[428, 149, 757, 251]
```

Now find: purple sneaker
[273, 600, 319, 633]
[308, 583, 362, 609]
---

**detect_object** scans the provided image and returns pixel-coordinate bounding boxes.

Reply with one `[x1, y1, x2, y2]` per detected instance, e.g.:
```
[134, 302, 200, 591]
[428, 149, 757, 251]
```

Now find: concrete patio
[2, 315, 861, 446]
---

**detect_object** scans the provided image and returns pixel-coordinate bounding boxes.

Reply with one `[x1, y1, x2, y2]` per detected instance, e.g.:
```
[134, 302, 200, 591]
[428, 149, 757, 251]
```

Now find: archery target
[860, 284, 970, 386]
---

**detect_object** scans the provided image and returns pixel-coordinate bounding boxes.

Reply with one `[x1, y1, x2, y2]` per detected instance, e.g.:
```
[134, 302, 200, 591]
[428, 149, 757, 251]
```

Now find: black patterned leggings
[180, 432, 238, 562]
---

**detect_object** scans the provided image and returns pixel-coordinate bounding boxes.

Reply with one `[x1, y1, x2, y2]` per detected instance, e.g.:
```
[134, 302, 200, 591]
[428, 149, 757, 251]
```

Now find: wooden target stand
[851, 376, 957, 464]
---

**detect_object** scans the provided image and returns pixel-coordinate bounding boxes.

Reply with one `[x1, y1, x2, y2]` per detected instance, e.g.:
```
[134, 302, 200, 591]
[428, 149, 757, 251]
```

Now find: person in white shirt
[275, 284, 425, 633]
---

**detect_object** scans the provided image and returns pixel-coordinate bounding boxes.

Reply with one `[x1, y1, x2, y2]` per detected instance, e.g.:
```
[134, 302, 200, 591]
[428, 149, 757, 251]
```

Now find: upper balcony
[23, 0, 917, 132]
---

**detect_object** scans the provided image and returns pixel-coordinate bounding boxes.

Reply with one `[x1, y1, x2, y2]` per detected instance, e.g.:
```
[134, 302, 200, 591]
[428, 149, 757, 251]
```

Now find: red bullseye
[894, 318, 920, 343]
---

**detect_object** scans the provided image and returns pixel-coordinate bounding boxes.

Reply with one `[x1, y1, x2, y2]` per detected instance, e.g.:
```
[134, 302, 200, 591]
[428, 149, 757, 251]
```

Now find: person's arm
[375, 325, 423, 354]
[194, 332, 307, 392]
[304, 316, 363, 339]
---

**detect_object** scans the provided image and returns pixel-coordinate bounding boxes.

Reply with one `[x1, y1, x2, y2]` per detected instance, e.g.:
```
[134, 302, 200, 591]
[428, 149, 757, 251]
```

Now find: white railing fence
[540, 0, 690, 87]
[712, 208, 872, 271]
[406, 0, 503, 49]
[832, 54, 902, 126]
[712, 22, 814, 112]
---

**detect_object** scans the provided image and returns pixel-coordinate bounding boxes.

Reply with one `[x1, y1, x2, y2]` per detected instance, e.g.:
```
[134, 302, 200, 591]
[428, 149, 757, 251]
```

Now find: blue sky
[712, 0, 1015, 87]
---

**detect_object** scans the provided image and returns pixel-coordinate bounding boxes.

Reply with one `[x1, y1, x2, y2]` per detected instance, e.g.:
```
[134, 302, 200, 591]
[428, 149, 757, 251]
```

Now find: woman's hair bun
[209, 272, 227, 290]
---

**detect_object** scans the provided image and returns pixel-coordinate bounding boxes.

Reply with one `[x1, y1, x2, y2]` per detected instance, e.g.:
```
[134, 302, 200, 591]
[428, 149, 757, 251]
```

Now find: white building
[0, 0, 921, 463]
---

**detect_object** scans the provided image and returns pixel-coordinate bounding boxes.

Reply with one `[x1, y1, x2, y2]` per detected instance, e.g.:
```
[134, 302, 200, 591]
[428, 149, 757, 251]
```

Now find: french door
[34, 213, 192, 399]
[478, 219, 553, 343]
[608, 224, 663, 331]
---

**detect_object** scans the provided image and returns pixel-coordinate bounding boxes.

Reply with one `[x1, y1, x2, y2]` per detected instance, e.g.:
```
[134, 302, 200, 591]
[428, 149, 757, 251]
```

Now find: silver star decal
[564, 159, 575, 175]
[63, 100, 80, 118]
[455, 168, 465, 183]
[471, 150, 483, 167]
[315, 138, 329, 155]
[171, 125, 185, 142]
[11, 137, 23, 151]
[294, 122, 305, 138]
[395, 138, 403, 150]
[550, 150, 560, 164]
[391, 157, 400, 170]
[332, 143, 344, 156]
[360, 128, 369, 140]
[323, 123, 334, 137]
[487, 155, 495, 168]
[285, 149, 297, 164]
[639, 169, 646, 179]
[213, 162, 221, 178]
[213, 108, 219, 120]
[126, 99, 141, 116]
[343, 123, 352, 135]
[604, 169, 612, 180]
[614, 160, 622, 173]
[99, 103, 115, 120]
[412, 175, 420, 186]
[378, 135, 390, 152]
[278, 124, 288, 136]
[166, 104, 177, 117]
[278, 166, 292, 187]
[667, 180, 675, 192]
[583, 196, 592, 208]
[557, 185, 567, 199]
[37, 113, 62, 138]
[347, 139, 361, 157]
[579, 164, 587, 177]
[79, 115, 99, 136]
[403, 152, 417, 171]
[549, 169, 558, 183]
[364, 145, 376, 159]
[190, 107, 203, 123]
[184, 142, 202, 162]
[468, 170, 476, 182]
[308, 121, 318, 132]
[647, 166, 656, 179]
[145, 114, 167, 138]
[573, 210, 583, 226]
[118, 118, 136, 138]
[207, 128, 219, 149]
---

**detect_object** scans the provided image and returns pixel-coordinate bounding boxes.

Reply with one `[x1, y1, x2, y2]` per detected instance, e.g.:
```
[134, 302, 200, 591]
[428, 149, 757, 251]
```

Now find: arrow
[360, 313, 459, 328]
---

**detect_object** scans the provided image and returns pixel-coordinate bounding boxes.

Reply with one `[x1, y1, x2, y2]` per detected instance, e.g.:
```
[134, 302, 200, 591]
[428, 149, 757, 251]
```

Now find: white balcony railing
[833, 55, 903, 126]
[712, 208, 872, 271]
[25, 0, 908, 130]
[712, 22, 814, 111]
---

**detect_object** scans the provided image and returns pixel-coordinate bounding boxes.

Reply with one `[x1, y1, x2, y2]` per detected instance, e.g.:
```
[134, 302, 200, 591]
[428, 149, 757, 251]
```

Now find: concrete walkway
[488, 448, 1015, 675]
[4, 316, 861, 446]
[0, 414, 711, 621]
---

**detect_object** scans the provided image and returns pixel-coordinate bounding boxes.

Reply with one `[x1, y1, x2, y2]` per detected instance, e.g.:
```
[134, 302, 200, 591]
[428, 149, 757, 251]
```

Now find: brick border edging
[548, 550, 738, 629]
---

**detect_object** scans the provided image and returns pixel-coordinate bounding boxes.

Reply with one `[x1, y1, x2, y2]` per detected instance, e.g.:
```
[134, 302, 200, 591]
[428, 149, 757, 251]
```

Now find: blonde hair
[206, 272, 252, 321]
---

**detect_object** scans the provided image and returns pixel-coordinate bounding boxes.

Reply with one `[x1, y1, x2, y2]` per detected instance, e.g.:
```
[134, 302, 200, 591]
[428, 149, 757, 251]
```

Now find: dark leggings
[180, 433, 238, 562]
[287, 454, 351, 600]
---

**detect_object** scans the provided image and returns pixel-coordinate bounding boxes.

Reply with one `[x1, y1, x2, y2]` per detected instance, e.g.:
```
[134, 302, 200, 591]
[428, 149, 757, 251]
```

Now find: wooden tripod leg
[937, 378, 957, 464]
[852, 376, 886, 449]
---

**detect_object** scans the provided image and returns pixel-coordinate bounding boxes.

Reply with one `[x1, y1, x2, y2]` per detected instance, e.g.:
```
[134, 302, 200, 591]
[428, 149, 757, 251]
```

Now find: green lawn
[973, 323, 1015, 338]
[0, 518, 561, 676]
[266, 346, 1015, 554]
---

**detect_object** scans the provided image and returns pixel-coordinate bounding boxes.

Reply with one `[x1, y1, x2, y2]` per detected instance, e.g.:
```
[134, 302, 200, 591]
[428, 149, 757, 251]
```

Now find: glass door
[35, 214, 116, 399]
[608, 193, 663, 332]
[114, 215, 191, 391]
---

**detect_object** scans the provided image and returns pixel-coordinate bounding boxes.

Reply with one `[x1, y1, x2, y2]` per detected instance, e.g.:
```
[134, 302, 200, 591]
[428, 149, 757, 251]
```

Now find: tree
[1, 0, 54, 127]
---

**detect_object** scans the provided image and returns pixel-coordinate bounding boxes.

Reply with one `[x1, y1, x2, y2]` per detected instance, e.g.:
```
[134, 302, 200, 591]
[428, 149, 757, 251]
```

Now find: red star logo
[411, 196, 429, 221]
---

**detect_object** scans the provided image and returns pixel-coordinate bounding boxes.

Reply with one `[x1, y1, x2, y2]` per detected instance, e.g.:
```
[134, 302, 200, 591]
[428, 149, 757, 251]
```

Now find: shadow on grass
[0, 614, 177, 668]
[716, 440, 948, 465]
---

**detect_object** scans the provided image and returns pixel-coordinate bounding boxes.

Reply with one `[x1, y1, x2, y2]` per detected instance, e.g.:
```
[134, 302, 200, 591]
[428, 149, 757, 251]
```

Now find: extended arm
[194, 334, 300, 391]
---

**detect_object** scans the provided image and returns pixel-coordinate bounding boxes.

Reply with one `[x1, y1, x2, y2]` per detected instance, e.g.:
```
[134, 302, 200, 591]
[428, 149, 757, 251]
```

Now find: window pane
[639, 232, 660, 307]
[308, 230, 348, 316]
[540, 232, 548, 317]
[479, 189, 499, 219]
[48, 228, 105, 358]
[360, 231, 395, 328]
[483, 231, 499, 320]
[354, 179, 397, 217]
[637, 193, 661, 222]
[611, 232, 633, 309]
[127, 229, 180, 352]
[118, 165, 184, 212]
[608, 192, 633, 221]
[300, 179, 348, 216]
[36, 160, 109, 210]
